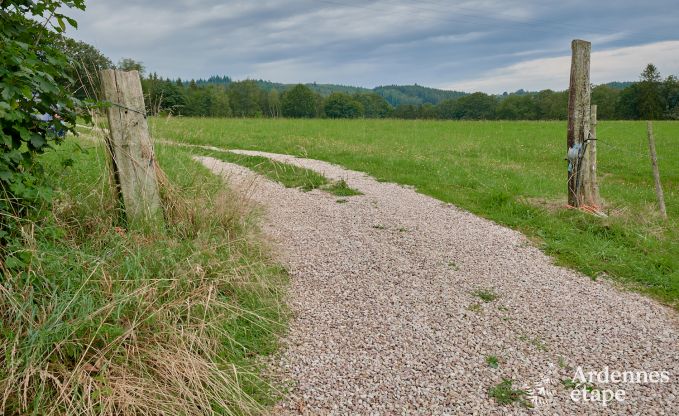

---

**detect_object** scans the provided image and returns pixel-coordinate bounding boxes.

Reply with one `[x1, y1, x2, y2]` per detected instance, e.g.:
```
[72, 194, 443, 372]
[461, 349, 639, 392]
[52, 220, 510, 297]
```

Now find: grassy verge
[0, 137, 287, 414]
[199, 149, 362, 196]
[152, 118, 678, 308]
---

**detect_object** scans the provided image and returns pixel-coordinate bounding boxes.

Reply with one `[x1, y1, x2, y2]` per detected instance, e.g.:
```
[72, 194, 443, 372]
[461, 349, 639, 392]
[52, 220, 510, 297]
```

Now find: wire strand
[108, 101, 147, 118]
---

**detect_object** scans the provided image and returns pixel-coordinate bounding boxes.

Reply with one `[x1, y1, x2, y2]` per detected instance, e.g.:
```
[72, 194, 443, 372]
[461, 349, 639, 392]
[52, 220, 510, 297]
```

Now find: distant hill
[254, 80, 372, 96]
[190, 75, 637, 106]
[603, 81, 635, 90]
[193, 76, 467, 106]
[373, 85, 466, 106]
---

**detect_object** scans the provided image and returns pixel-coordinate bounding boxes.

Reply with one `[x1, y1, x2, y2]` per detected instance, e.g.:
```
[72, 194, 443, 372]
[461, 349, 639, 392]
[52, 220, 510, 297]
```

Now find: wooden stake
[581, 104, 600, 208]
[646, 121, 668, 220]
[100, 69, 163, 231]
[566, 39, 591, 207]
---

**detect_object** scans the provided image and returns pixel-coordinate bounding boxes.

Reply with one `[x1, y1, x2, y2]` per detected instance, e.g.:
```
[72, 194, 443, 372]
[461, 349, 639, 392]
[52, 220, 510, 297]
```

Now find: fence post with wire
[566, 39, 600, 211]
[100, 69, 164, 231]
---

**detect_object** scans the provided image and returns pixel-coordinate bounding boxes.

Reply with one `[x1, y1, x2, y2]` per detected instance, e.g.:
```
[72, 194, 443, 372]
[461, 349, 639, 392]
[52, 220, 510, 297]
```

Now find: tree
[436, 93, 497, 120]
[615, 83, 641, 119]
[184, 85, 210, 116]
[419, 103, 437, 119]
[56, 37, 113, 100]
[207, 85, 232, 117]
[496, 95, 536, 120]
[637, 63, 665, 119]
[353, 93, 392, 118]
[591, 85, 619, 120]
[266, 89, 281, 118]
[117, 58, 145, 77]
[453, 92, 497, 120]
[142, 75, 186, 115]
[392, 104, 418, 119]
[281, 84, 316, 118]
[324, 93, 363, 118]
[1, 0, 88, 238]
[227, 80, 263, 117]
[436, 99, 459, 119]
[664, 75, 679, 119]
[535, 90, 568, 120]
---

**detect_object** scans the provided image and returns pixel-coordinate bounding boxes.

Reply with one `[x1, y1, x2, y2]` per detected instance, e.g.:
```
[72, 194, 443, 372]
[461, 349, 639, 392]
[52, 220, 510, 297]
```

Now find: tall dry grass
[0, 135, 287, 415]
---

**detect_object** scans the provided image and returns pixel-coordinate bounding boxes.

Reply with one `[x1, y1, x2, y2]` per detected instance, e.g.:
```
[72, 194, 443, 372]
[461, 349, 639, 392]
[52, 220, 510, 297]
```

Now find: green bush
[0, 0, 87, 244]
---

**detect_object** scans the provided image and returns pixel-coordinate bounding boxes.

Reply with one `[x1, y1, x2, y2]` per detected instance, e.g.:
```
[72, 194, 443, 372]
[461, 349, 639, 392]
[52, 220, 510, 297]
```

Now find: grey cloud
[68, 0, 679, 90]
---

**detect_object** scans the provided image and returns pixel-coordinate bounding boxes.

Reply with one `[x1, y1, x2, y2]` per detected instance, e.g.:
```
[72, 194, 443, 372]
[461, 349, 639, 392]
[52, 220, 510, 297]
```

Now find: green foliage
[591, 85, 619, 119]
[488, 379, 532, 408]
[0, 140, 288, 413]
[374, 84, 466, 106]
[0, 0, 87, 241]
[485, 355, 499, 368]
[323, 179, 363, 196]
[638, 63, 665, 119]
[615, 83, 642, 119]
[392, 104, 419, 119]
[451, 92, 498, 120]
[664, 76, 679, 119]
[117, 57, 145, 75]
[266, 89, 281, 117]
[473, 289, 499, 302]
[534, 89, 568, 119]
[207, 85, 232, 117]
[496, 95, 537, 120]
[353, 93, 392, 118]
[195, 74, 232, 86]
[142, 72, 187, 115]
[55, 36, 113, 100]
[438, 92, 502, 120]
[282, 84, 317, 118]
[324, 92, 364, 118]
[137, 64, 678, 121]
[226, 80, 264, 117]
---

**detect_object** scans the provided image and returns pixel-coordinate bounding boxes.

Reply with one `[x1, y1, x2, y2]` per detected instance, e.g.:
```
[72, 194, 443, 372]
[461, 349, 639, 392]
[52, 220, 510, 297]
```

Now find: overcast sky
[67, 0, 679, 93]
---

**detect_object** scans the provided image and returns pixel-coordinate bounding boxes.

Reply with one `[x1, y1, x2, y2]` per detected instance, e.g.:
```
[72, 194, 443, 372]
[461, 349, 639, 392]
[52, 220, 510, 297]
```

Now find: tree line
[59, 39, 679, 121]
[139, 66, 678, 121]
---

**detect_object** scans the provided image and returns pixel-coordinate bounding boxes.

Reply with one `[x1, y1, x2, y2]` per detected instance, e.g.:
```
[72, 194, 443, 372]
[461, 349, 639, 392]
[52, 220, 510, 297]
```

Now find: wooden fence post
[100, 69, 163, 231]
[581, 104, 600, 208]
[566, 39, 591, 207]
[647, 121, 668, 220]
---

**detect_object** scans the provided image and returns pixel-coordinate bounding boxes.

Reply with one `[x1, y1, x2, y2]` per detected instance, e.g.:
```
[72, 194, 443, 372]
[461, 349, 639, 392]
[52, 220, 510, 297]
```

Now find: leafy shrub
[0, 0, 88, 244]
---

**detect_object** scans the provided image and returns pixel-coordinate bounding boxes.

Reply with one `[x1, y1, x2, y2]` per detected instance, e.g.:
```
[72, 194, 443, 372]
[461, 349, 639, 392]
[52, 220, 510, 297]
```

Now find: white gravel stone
[196, 152, 678, 415]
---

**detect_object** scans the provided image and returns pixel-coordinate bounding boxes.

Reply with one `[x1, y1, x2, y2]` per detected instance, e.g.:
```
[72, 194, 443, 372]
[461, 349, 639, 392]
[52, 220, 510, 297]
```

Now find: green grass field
[152, 118, 679, 308]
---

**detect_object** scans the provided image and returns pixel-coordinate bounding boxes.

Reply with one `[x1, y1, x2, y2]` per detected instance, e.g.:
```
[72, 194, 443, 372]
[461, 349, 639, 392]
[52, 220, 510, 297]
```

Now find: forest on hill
[64, 38, 679, 121]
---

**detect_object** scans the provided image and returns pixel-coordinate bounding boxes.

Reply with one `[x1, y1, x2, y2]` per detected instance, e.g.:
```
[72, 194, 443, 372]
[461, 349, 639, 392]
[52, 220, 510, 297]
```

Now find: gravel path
[195, 151, 678, 415]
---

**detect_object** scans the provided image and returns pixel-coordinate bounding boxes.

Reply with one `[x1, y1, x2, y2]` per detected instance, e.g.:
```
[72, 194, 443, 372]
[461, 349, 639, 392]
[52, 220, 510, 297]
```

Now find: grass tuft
[486, 355, 499, 368]
[473, 288, 499, 302]
[323, 179, 362, 196]
[488, 378, 532, 408]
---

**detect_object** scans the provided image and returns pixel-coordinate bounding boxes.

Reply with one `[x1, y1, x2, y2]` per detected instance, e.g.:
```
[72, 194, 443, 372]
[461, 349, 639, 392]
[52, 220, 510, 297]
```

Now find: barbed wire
[108, 101, 147, 118]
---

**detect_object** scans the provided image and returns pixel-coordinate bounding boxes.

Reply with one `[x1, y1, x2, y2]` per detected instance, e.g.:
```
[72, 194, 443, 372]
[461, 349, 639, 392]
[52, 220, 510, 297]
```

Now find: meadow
[152, 118, 679, 308]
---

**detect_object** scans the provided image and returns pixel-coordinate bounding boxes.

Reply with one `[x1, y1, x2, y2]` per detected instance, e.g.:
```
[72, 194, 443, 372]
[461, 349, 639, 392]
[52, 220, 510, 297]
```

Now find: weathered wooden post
[100, 69, 163, 231]
[566, 39, 591, 208]
[581, 105, 600, 208]
[647, 121, 668, 220]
